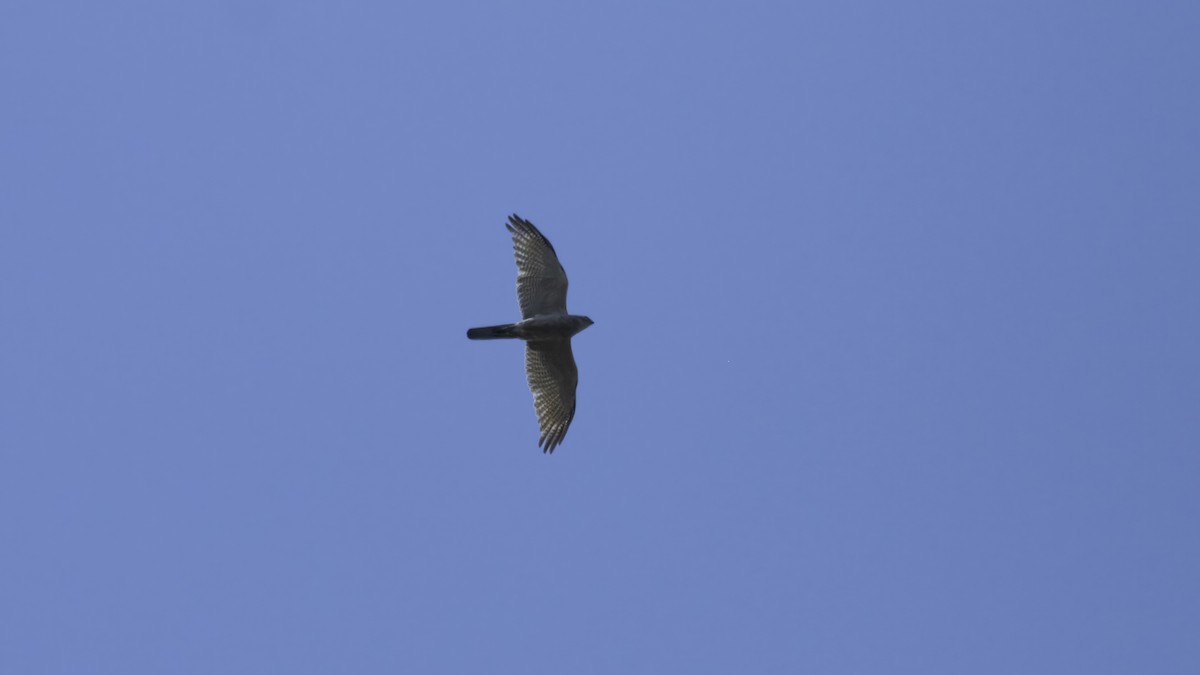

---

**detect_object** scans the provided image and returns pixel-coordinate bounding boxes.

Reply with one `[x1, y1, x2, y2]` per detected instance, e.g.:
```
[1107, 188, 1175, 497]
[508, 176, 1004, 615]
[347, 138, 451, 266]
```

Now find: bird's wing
[507, 214, 569, 319]
[524, 339, 579, 453]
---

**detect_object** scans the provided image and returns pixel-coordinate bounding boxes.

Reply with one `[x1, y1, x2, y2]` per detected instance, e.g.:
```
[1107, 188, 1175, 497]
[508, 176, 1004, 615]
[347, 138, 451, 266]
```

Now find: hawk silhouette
[468, 215, 593, 453]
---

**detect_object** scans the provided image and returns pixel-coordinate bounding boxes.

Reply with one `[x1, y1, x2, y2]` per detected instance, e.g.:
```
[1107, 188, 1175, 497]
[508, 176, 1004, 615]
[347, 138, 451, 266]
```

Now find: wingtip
[505, 213, 557, 255]
[539, 427, 568, 454]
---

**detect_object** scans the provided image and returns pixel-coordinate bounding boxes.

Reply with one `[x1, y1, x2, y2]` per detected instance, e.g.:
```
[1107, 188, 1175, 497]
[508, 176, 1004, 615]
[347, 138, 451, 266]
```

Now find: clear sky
[2, 2, 1197, 673]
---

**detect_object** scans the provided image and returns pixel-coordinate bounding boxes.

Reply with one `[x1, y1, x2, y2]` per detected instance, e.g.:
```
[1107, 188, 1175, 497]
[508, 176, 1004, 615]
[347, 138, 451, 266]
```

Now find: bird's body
[467, 215, 593, 453]
[466, 315, 594, 341]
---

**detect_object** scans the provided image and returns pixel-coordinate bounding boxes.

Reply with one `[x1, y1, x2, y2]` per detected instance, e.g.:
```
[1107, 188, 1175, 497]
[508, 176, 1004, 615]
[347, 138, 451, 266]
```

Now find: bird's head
[573, 315, 595, 336]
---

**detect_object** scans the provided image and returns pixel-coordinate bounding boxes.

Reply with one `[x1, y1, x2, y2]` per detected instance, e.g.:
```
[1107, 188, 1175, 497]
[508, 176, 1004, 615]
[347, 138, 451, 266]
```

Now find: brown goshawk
[467, 215, 593, 453]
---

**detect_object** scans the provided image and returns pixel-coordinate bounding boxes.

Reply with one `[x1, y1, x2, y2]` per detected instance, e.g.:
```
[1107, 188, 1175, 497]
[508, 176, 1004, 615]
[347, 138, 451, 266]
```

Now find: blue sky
[2, 2, 1198, 673]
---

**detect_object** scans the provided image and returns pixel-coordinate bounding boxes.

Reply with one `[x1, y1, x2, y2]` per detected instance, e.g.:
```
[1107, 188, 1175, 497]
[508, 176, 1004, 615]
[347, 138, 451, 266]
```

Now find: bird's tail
[467, 323, 518, 340]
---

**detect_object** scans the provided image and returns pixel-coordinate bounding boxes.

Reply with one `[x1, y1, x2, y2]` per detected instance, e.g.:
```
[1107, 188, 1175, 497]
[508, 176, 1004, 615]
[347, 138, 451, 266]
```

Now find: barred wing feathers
[524, 339, 578, 453]
[507, 214, 569, 319]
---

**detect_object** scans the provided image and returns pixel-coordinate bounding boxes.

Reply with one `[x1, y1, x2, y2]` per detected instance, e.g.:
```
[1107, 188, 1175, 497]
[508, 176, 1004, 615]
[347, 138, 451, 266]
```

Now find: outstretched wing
[524, 339, 579, 453]
[507, 214, 569, 319]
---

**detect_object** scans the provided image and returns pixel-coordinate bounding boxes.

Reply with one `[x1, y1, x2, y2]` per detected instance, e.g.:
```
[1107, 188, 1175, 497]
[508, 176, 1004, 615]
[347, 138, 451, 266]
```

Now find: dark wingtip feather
[538, 401, 576, 454]
[506, 213, 557, 255]
[539, 426, 567, 454]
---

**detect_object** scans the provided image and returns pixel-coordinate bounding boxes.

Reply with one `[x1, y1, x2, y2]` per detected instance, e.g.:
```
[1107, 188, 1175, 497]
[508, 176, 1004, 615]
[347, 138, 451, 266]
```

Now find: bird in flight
[467, 214, 594, 453]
